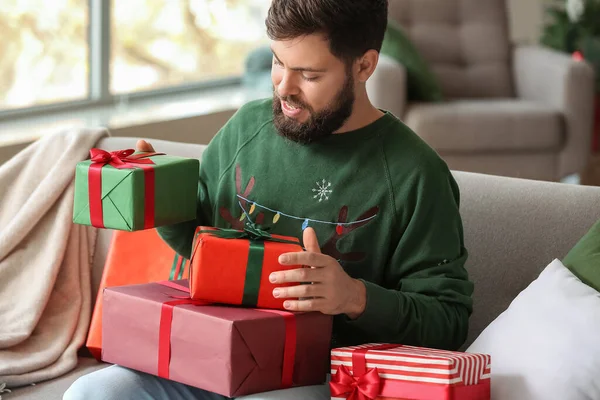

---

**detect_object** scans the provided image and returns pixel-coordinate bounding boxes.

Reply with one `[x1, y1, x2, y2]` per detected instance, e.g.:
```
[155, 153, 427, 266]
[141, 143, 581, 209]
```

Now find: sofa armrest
[366, 54, 407, 118]
[513, 45, 596, 178]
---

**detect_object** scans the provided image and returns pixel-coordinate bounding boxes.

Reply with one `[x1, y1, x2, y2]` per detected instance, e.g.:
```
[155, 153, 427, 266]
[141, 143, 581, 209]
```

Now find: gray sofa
[8, 136, 600, 400]
[366, 0, 597, 182]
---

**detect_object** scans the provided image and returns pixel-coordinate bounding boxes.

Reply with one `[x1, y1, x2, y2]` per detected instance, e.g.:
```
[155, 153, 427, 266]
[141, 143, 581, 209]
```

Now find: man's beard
[272, 75, 355, 145]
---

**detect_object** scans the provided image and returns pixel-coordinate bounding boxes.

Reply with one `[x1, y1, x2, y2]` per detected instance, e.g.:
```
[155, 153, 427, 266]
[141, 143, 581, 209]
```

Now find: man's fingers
[136, 139, 156, 153]
[273, 283, 323, 299]
[269, 266, 324, 284]
[278, 251, 330, 268]
[302, 227, 322, 254]
[282, 298, 326, 313]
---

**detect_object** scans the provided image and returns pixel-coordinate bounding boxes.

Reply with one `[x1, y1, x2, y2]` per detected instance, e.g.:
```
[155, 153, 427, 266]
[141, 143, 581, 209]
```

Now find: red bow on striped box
[329, 344, 491, 400]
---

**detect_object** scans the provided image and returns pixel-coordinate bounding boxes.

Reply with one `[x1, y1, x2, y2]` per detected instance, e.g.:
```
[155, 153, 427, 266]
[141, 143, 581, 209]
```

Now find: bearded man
[65, 1, 473, 399]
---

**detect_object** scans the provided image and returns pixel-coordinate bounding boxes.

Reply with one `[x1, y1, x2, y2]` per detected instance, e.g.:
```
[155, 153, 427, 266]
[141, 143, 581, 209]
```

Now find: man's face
[271, 34, 355, 144]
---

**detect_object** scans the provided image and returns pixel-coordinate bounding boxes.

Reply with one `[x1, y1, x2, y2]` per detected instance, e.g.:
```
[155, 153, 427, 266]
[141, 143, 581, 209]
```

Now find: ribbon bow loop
[89, 148, 114, 164]
[196, 222, 300, 246]
[243, 221, 273, 241]
[113, 149, 136, 159]
[329, 365, 381, 400]
[86, 148, 165, 229]
[330, 365, 381, 400]
[89, 148, 159, 169]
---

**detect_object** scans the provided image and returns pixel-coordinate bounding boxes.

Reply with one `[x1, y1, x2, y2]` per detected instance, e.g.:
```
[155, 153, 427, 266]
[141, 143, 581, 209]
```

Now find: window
[111, 0, 270, 94]
[0, 0, 89, 110]
[0, 0, 270, 115]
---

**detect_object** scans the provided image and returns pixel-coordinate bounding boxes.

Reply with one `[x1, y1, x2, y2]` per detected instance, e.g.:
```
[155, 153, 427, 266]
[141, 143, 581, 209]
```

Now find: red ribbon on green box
[88, 148, 163, 229]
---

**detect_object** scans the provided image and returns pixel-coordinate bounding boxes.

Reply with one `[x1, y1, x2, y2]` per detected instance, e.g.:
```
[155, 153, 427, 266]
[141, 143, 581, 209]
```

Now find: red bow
[330, 365, 381, 400]
[87, 148, 164, 229]
[89, 148, 158, 169]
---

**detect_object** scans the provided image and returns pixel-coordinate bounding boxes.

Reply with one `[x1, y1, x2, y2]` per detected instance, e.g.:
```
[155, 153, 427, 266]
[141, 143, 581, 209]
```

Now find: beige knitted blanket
[0, 127, 108, 388]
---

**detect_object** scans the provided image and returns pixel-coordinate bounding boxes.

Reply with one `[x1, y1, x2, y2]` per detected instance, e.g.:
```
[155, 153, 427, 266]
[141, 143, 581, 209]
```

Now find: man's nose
[276, 73, 300, 98]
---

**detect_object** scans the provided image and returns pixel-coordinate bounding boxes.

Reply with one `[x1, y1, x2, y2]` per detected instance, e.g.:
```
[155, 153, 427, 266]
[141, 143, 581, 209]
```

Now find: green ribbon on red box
[193, 223, 303, 307]
[88, 148, 164, 229]
[196, 222, 301, 245]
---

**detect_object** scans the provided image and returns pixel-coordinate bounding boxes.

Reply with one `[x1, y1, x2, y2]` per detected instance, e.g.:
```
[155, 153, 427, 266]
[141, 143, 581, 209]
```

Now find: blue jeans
[63, 365, 330, 400]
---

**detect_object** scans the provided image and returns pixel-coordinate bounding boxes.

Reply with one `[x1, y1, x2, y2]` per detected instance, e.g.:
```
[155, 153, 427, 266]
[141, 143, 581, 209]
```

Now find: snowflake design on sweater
[312, 179, 333, 202]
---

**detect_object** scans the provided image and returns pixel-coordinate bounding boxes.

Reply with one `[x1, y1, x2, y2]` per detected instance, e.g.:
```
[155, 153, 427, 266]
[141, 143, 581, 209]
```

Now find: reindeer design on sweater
[219, 164, 379, 263]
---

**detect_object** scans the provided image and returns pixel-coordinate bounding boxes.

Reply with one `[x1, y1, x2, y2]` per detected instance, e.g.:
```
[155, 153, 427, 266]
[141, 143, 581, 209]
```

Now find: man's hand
[270, 227, 367, 319]
[136, 139, 156, 153]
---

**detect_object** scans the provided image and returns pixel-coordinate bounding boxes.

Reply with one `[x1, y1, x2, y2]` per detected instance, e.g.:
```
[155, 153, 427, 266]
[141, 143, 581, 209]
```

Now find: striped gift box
[330, 343, 490, 400]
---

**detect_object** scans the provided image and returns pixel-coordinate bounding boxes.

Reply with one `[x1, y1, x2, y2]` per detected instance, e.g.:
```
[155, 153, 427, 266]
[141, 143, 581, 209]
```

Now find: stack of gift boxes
[73, 148, 491, 400]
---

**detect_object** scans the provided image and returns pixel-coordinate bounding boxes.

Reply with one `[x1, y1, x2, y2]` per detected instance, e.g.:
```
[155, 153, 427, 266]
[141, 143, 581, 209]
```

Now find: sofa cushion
[467, 259, 600, 400]
[380, 19, 443, 102]
[387, 0, 513, 99]
[563, 218, 600, 292]
[404, 100, 563, 152]
[8, 358, 109, 400]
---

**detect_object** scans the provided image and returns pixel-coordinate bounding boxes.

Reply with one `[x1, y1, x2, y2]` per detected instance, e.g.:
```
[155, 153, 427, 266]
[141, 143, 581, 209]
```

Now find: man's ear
[355, 50, 380, 83]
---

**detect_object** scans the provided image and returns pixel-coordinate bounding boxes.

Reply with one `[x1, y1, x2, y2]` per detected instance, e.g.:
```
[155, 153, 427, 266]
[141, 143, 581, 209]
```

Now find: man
[64, 0, 473, 399]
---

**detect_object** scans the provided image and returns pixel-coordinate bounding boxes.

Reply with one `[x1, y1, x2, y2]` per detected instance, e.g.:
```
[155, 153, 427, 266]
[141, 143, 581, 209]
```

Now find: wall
[109, 108, 235, 145]
[507, 0, 547, 45]
[0, 108, 236, 165]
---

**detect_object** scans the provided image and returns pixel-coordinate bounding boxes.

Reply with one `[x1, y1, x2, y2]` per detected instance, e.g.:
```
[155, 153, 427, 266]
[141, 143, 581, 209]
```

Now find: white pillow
[467, 259, 600, 400]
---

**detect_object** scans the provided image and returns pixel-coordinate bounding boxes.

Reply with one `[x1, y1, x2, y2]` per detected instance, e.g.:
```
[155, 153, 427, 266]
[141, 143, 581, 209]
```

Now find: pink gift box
[329, 343, 491, 400]
[101, 280, 332, 397]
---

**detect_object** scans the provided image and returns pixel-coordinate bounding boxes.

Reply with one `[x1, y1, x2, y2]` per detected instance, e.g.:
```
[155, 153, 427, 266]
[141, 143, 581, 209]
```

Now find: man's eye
[302, 75, 320, 82]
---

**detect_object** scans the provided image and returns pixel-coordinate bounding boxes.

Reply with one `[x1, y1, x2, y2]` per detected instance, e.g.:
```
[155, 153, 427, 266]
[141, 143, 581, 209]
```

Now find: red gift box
[189, 225, 304, 310]
[329, 344, 491, 400]
[86, 228, 189, 361]
[101, 280, 332, 397]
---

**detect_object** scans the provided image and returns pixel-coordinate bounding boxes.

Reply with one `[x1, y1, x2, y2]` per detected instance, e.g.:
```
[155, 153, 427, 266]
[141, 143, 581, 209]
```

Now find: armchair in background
[367, 0, 596, 182]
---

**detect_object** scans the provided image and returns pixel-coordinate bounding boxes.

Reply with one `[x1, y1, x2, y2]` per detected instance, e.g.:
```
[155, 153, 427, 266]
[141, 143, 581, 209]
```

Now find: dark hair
[266, 0, 389, 64]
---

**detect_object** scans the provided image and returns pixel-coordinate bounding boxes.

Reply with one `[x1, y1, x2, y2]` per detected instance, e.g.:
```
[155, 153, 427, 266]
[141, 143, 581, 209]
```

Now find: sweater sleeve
[156, 125, 228, 259]
[343, 162, 474, 351]
[155, 146, 217, 259]
[155, 99, 272, 259]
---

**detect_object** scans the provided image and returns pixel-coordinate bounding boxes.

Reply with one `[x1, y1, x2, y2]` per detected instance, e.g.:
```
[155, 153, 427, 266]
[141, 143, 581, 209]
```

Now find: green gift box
[73, 148, 199, 231]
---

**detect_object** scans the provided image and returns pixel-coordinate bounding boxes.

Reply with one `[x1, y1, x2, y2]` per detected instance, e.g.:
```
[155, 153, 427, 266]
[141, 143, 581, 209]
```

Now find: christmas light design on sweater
[236, 194, 377, 233]
[218, 164, 380, 262]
